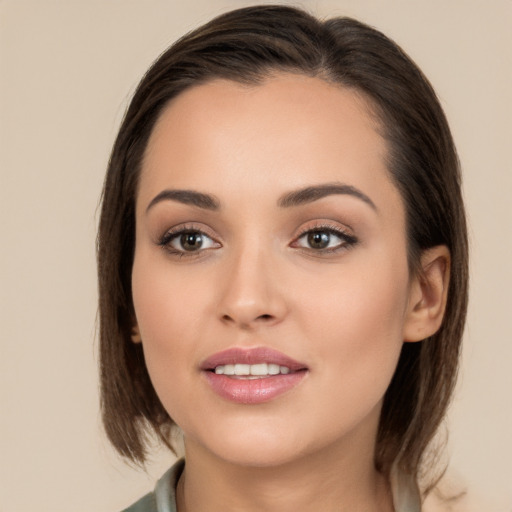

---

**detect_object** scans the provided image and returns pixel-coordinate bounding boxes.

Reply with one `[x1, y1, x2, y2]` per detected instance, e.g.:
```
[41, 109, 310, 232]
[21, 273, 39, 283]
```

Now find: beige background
[1, 0, 511, 510]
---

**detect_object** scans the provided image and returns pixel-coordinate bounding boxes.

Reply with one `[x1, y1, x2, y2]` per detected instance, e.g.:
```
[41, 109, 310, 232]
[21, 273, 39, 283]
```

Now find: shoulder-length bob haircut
[98, 4, 468, 482]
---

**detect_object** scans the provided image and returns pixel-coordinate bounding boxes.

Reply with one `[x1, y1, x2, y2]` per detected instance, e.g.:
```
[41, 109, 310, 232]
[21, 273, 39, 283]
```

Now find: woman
[97, 5, 468, 511]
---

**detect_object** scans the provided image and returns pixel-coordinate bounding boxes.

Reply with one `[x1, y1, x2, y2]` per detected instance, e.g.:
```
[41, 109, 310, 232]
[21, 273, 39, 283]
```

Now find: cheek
[131, 255, 207, 409]
[132, 248, 210, 341]
[299, 254, 409, 334]
[294, 255, 410, 393]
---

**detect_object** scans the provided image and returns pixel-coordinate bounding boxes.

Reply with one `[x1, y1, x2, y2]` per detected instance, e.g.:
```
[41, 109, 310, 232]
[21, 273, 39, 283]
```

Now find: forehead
[145, 73, 382, 159]
[139, 73, 398, 212]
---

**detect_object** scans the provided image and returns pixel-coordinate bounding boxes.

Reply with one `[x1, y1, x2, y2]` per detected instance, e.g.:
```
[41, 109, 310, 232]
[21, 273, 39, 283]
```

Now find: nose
[217, 245, 288, 330]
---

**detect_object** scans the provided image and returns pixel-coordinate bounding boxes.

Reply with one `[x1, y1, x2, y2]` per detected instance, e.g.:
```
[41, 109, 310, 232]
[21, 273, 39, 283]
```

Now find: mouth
[213, 363, 293, 378]
[201, 347, 308, 404]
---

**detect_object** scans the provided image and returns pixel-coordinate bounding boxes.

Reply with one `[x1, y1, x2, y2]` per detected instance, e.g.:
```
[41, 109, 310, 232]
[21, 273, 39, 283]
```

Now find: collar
[152, 459, 421, 512]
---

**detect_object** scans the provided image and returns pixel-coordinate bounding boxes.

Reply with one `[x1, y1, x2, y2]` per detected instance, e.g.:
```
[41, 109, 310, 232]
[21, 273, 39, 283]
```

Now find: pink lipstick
[201, 347, 308, 404]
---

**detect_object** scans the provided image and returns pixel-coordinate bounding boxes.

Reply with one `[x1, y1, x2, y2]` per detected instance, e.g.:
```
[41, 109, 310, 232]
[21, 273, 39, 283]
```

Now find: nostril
[220, 309, 280, 328]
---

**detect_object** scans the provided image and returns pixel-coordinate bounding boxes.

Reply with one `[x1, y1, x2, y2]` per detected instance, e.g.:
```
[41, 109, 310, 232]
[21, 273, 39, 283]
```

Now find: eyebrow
[146, 182, 376, 213]
[146, 189, 220, 213]
[278, 182, 377, 210]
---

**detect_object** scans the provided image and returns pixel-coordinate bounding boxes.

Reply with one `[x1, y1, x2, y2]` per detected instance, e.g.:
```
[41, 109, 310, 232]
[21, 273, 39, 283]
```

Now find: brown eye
[293, 227, 358, 253]
[179, 232, 204, 251]
[307, 231, 331, 249]
[162, 229, 218, 253]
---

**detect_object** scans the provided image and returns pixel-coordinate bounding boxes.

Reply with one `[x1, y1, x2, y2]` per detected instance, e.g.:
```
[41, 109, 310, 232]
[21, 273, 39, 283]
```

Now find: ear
[131, 323, 142, 344]
[403, 245, 450, 342]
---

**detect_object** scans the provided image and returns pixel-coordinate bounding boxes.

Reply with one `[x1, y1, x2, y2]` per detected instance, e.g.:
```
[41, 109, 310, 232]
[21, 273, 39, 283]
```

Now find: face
[132, 74, 416, 468]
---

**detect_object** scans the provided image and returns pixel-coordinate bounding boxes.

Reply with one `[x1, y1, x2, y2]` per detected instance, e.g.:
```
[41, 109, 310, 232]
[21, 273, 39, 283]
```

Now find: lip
[201, 347, 306, 371]
[201, 347, 308, 405]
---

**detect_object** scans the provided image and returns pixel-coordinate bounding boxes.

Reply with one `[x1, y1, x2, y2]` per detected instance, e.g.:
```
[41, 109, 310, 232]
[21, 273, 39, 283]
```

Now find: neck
[177, 429, 393, 512]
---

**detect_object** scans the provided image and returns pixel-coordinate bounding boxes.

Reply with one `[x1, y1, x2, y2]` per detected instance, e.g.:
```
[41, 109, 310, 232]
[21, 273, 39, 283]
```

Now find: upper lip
[200, 347, 307, 372]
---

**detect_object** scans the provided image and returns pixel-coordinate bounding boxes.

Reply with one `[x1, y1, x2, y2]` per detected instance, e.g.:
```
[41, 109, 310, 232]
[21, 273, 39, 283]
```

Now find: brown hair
[97, 4, 468, 483]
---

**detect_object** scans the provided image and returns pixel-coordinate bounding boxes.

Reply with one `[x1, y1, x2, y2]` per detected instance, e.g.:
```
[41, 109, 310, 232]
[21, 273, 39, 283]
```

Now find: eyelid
[290, 221, 358, 252]
[157, 223, 221, 256]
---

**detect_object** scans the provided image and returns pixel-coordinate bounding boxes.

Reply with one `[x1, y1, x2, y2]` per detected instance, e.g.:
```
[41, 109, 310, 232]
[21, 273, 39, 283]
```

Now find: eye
[292, 226, 357, 252]
[159, 228, 219, 254]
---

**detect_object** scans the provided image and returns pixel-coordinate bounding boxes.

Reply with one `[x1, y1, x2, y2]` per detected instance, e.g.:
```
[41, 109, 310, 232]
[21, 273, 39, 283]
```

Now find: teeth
[235, 364, 250, 375]
[268, 364, 280, 375]
[214, 363, 292, 376]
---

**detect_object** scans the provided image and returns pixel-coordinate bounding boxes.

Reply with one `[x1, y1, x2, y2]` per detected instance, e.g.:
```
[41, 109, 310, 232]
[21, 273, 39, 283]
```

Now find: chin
[184, 418, 314, 468]
[209, 443, 307, 469]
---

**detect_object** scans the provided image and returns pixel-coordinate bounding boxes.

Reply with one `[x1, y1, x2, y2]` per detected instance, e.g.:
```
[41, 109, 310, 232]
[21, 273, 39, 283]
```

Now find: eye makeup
[290, 221, 358, 256]
[155, 218, 359, 261]
[157, 223, 221, 258]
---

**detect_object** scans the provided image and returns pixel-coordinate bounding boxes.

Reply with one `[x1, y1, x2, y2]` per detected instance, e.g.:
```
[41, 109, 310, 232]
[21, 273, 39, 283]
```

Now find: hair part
[97, 4, 468, 485]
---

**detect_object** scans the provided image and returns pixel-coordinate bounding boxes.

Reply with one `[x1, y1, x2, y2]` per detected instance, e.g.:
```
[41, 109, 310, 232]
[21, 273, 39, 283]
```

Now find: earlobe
[131, 324, 142, 344]
[403, 245, 451, 342]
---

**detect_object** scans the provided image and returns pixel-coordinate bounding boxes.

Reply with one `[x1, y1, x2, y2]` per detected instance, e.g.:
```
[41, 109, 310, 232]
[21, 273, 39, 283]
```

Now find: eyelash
[157, 223, 358, 257]
[291, 223, 358, 254]
[158, 224, 220, 257]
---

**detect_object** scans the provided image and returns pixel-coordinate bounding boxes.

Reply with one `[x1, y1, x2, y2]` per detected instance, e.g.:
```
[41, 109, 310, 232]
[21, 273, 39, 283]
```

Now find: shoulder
[121, 491, 158, 512]
[119, 459, 184, 512]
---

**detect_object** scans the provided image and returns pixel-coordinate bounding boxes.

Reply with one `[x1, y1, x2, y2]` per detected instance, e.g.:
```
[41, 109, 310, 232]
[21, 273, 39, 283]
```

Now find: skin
[131, 74, 450, 512]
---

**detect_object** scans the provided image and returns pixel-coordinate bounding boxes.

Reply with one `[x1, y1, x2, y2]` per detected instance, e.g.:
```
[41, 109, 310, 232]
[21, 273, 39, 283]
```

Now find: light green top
[122, 459, 421, 512]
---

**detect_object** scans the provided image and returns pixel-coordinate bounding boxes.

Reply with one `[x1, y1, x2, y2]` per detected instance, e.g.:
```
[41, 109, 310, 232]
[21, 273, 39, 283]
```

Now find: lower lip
[203, 371, 307, 404]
